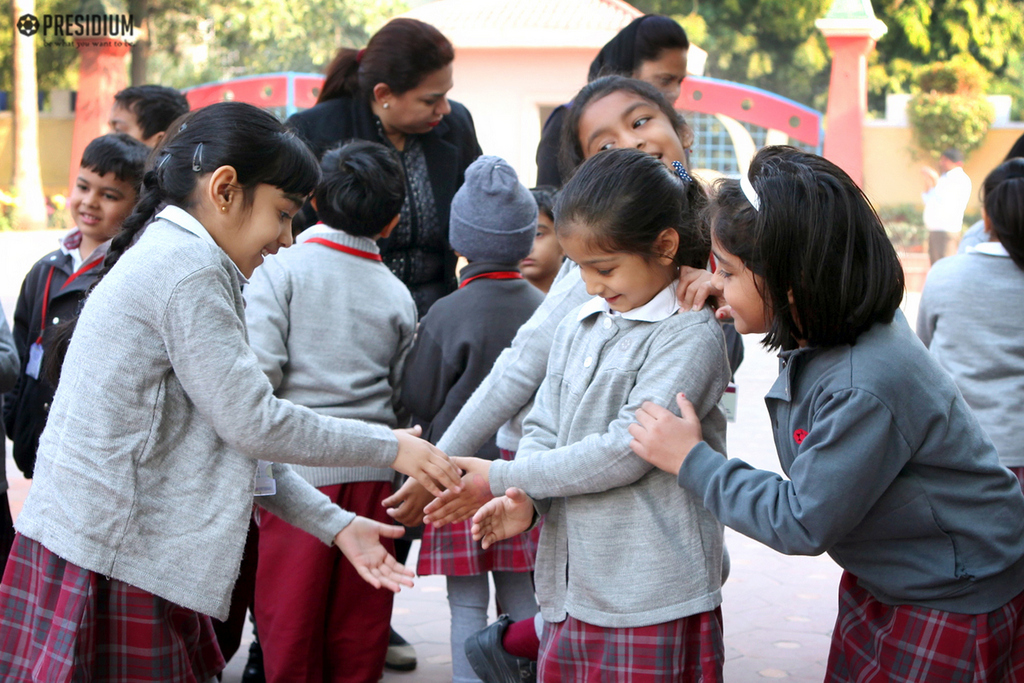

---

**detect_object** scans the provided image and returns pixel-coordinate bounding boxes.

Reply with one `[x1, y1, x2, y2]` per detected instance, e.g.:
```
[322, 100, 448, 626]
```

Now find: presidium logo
[17, 13, 135, 45]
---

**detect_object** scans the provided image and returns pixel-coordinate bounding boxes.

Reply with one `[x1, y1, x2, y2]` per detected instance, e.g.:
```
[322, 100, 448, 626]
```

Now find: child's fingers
[398, 425, 423, 436]
[675, 392, 698, 421]
[628, 435, 648, 461]
[375, 523, 406, 539]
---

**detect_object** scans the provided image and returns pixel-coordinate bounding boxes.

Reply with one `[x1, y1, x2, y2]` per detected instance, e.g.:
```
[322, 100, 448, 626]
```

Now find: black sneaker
[464, 615, 537, 683]
[241, 635, 265, 683]
[385, 627, 417, 672]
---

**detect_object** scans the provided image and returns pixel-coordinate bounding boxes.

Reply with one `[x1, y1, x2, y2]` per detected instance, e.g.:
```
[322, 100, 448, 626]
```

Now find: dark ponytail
[317, 18, 454, 104]
[44, 101, 321, 384]
[982, 157, 1024, 271]
[554, 147, 709, 269]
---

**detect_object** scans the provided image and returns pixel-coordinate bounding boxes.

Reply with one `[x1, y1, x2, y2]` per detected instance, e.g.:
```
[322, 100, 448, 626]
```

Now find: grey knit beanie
[449, 155, 538, 263]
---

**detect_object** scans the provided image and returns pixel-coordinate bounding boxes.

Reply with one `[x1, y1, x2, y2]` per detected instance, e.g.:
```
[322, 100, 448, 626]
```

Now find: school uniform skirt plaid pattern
[537, 610, 724, 682]
[826, 571, 1024, 682]
[417, 449, 540, 576]
[0, 534, 224, 682]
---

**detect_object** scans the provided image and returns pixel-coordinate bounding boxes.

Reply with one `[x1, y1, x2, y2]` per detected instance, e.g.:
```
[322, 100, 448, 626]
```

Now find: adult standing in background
[535, 15, 691, 187]
[921, 148, 972, 264]
[288, 18, 483, 318]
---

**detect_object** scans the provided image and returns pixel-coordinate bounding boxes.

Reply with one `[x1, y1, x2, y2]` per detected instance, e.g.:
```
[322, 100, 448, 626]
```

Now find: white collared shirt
[577, 280, 680, 322]
[922, 167, 972, 233]
[155, 205, 249, 286]
[968, 241, 1010, 258]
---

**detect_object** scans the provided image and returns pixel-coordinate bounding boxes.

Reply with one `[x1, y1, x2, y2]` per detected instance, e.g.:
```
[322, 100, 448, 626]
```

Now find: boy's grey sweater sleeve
[162, 265, 398, 468]
[244, 259, 291, 390]
[678, 388, 913, 556]
[390, 299, 418, 428]
[257, 463, 355, 545]
[916, 278, 936, 348]
[0, 303, 18, 392]
[435, 263, 587, 458]
[490, 315, 728, 499]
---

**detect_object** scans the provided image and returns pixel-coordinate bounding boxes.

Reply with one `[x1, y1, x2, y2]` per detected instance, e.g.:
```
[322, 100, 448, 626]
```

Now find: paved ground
[0, 230, 923, 682]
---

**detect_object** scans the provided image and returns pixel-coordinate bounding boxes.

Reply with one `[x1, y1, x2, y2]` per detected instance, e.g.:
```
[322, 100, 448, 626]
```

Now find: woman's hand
[628, 393, 704, 476]
[382, 478, 435, 527]
[334, 517, 414, 592]
[423, 463, 495, 528]
[471, 488, 534, 550]
[391, 426, 462, 497]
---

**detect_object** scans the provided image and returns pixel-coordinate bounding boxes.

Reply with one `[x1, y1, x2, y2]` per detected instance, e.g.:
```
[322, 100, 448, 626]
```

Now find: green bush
[877, 204, 928, 249]
[908, 92, 995, 159]
[916, 56, 990, 96]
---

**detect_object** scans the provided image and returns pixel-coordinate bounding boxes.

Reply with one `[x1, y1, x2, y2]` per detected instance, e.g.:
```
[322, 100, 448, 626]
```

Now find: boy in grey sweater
[244, 140, 417, 683]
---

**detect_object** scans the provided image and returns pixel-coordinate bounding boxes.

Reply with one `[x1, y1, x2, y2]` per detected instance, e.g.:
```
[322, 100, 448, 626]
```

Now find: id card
[254, 459, 277, 496]
[720, 382, 738, 423]
[25, 342, 44, 380]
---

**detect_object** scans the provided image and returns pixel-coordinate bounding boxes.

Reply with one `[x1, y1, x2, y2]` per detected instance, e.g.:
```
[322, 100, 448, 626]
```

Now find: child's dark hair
[554, 148, 709, 269]
[558, 76, 693, 181]
[530, 186, 558, 221]
[316, 140, 406, 238]
[113, 85, 190, 141]
[588, 15, 689, 82]
[709, 146, 904, 351]
[981, 157, 1024, 271]
[80, 133, 149, 191]
[317, 18, 454, 104]
[44, 102, 320, 386]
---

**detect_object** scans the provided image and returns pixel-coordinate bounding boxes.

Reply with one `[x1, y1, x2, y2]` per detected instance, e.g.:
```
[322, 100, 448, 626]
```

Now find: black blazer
[287, 96, 483, 305]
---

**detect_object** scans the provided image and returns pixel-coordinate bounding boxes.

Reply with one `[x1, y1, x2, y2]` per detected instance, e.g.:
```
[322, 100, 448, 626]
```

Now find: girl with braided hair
[0, 101, 461, 681]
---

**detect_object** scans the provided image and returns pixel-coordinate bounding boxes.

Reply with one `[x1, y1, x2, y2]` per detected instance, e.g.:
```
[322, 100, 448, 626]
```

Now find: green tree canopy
[632, 0, 1024, 117]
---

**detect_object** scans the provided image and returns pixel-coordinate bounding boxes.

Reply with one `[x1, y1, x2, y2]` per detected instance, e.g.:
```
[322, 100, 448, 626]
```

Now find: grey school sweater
[16, 209, 399, 620]
[245, 225, 418, 488]
[489, 286, 731, 628]
[917, 244, 1024, 468]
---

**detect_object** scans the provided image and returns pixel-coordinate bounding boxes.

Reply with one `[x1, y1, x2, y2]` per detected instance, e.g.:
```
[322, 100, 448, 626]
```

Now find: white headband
[740, 173, 760, 212]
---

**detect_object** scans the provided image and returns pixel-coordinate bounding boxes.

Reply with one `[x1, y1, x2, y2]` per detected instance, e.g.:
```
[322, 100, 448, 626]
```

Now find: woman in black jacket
[288, 18, 483, 317]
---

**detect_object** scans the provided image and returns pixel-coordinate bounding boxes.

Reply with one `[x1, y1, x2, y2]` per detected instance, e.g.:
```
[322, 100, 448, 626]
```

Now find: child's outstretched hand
[334, 516, 414, 592]
[471, 487, 534, 550]
[677, 266, 734, 321]
[629, 393, 704, 475]
[423, 457, 495, 527]
[392, 426, 463, 497]
[382, 478, 435, 527]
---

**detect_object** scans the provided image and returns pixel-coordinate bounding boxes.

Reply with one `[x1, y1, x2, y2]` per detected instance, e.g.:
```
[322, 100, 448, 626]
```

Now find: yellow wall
[0, 112, 77, 198]
[863, 124, 1024, 213]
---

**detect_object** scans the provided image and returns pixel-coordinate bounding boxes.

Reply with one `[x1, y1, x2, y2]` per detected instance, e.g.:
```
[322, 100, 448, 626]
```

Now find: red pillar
[68, 38, 131, 193]
[820, 34, 875, 186]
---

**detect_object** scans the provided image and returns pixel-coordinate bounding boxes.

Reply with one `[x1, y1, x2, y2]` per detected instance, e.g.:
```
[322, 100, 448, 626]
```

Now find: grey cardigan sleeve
[435, 262, 589, 458]
[490, 313, 729, 499]
[161, 264, 398, 468]
[244, 257, 292, 390]
[679, 388, 913, 556]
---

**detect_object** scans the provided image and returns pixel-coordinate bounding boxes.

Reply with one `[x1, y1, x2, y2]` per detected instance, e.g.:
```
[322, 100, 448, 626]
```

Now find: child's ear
[378, 214, 400, 240]
[207, 165, 240, 212]
[310, 197, 318, 212]
[982, 208, 993, 238]
[655, 228, 680, 264]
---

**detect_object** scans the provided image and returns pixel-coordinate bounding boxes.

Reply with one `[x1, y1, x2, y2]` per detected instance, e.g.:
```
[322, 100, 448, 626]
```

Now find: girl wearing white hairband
[630, 146, 1024, 681]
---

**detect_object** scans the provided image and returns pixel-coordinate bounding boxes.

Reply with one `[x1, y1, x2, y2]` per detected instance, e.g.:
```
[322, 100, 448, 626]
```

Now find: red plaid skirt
[538, 610, 724, 682]
[826, 571, 1024, 682]
[418, 449, 540, 576]
[0, 534, 225, 682]
[1009, 466, 1024, 492]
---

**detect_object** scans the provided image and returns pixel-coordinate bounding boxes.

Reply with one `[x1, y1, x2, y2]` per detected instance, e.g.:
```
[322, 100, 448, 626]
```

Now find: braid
[101, 168, 165, 278]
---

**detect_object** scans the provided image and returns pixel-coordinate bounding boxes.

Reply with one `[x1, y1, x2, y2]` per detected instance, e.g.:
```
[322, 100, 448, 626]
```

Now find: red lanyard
[35, 258, 103, 343]
[458, 271, 523, 289]
[305, 237, 382, 262]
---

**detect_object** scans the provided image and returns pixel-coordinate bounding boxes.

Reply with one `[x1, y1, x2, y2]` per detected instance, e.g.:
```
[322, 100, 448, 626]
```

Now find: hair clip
[740, 173, 760, 212]
[157, 152, 171, 170]
[671, 160, 693, 184]
[179, 122, 187, 133]
[192, 143, 203, 173]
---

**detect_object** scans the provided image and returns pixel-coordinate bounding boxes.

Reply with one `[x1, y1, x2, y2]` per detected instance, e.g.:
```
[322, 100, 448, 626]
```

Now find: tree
[11, 0, 47, 230]
[631, 0, 1024, 117]
[141, 0, 406, 89]
[0, 0, 81, 94]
